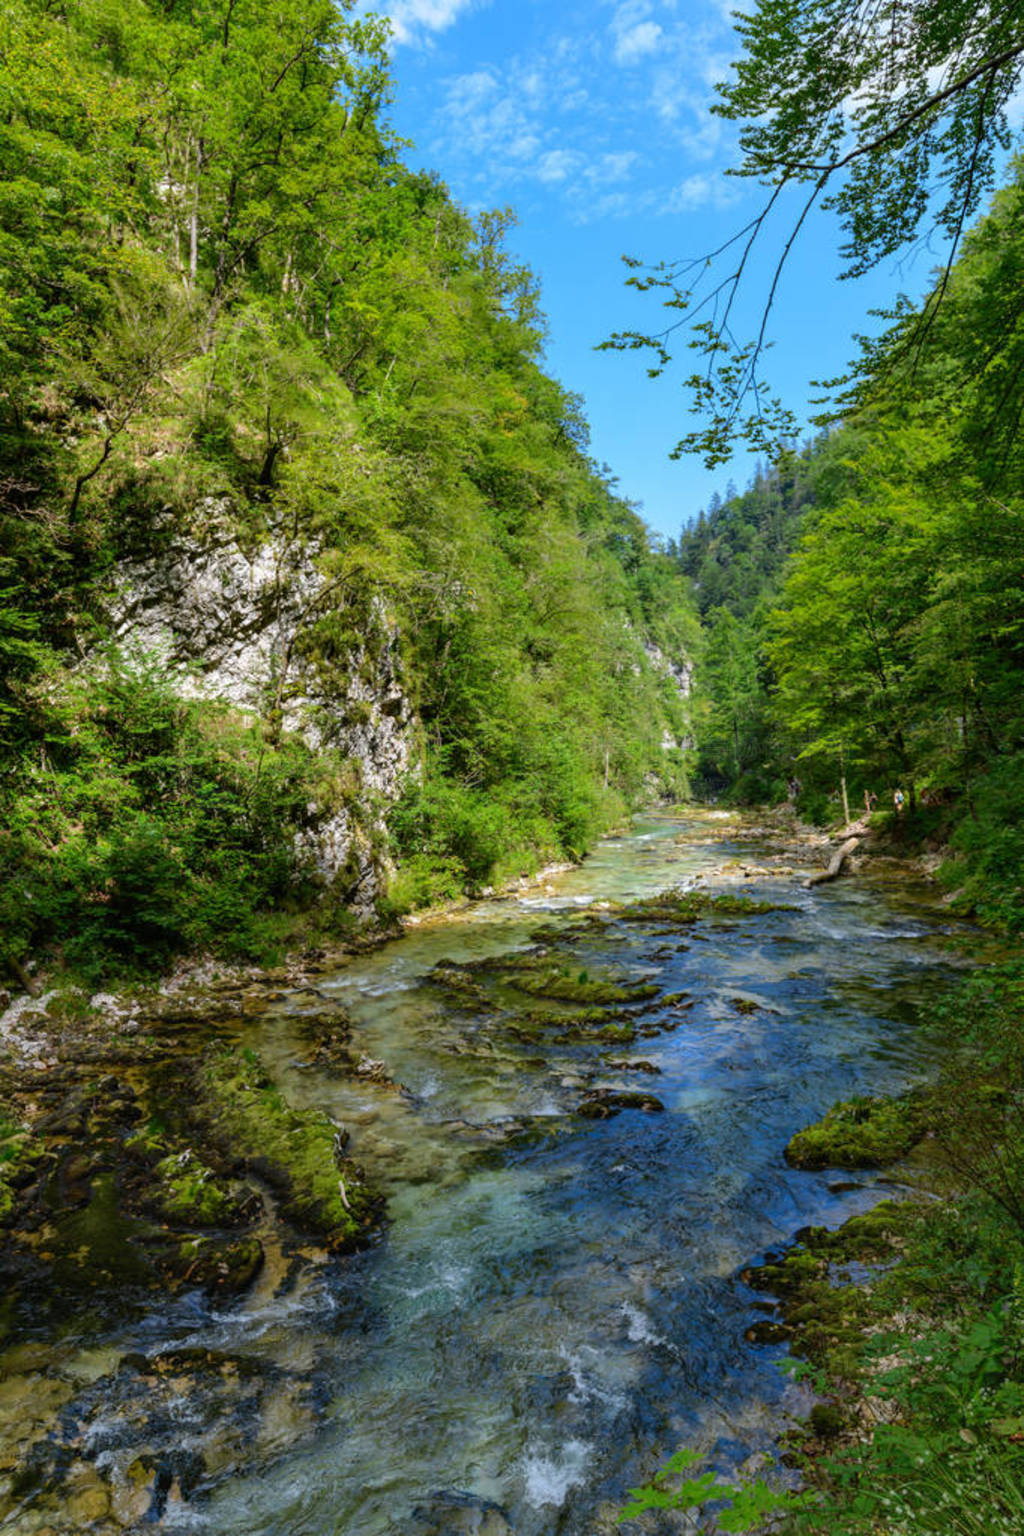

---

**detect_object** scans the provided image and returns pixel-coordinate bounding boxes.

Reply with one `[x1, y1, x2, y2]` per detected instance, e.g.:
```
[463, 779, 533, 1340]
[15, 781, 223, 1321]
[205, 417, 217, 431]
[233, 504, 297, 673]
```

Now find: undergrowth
[620, 961, 1024, 1535]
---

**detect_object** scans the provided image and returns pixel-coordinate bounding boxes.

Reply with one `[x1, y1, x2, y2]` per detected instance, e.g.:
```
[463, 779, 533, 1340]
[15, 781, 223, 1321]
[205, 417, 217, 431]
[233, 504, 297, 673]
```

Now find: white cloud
[422, 5, 747, 226]
[587, 151, 641, 185]
[537, 150, 584, 183]
[375, 0, 482, 47]
[614, 20, 663, 64]
[664, 172, 737, 214]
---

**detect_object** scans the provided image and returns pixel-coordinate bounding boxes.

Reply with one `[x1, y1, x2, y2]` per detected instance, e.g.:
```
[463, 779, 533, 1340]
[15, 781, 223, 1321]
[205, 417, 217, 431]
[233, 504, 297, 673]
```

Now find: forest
[4, 1, 1024, 1533]
[0, 0, 695, 984]
[676, 159, 1024, 934]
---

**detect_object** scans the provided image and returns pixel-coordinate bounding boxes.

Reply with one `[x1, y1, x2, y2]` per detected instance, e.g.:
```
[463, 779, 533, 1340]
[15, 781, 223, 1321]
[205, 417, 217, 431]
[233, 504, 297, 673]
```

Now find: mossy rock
[593, 1023, 637, 1044]
[576, 1090, 665, 1118]
[518, 1005, 619, 1030]
[428, 965, 491, 1009]
[192, 1046, 381, 1248]
[616, 889, 795, 926]
[813, 1199, 917, 1262]
[124, 1116, 172, 1161]
[0, 1113, 45, 1225]
[172, 1235, 265, 1295]
[785, 1093, 931, 1169]
[742, 1199, 920, 1372]
[501, 968, 658, 1006]
[152, 1150, 254, 1227]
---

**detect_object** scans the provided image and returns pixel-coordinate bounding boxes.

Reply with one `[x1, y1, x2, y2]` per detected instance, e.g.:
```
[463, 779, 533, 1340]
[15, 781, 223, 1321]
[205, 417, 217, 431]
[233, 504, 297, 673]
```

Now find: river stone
[576, 1090, 665, 1118]
[408, 1490, 513, 1535]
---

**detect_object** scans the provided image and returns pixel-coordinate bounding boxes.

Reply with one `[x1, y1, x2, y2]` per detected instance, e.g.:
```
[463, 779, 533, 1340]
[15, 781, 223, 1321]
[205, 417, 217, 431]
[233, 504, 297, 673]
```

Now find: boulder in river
[576, 1088, 665, 1118]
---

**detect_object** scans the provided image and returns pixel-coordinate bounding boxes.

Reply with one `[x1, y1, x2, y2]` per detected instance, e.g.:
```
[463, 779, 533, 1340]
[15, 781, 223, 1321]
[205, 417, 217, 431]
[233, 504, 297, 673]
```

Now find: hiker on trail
[864, 790, 878, 813]
[893, 788, 905, 814]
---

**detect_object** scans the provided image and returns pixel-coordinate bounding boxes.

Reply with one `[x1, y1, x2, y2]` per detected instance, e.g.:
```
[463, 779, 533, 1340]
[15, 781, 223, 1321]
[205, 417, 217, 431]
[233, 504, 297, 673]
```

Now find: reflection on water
[1, 814, 981, 1534]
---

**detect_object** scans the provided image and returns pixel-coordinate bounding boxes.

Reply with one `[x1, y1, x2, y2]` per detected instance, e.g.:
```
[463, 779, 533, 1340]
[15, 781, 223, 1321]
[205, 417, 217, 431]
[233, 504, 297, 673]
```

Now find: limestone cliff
[644, 640, 694, 752]
[105, 503, 416, 908]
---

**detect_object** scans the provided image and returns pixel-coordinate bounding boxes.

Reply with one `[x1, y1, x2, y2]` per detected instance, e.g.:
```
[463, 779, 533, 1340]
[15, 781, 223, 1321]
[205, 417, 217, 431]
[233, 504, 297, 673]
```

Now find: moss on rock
[152, 1150, 247, 1227]
[0, 1113, 44, 1226]
[616, 889, 795, 926]
[500, 966, 658, 1006]
[193, 1046, 380, 1248]
[172, 1234, 265, 1295]
[785, 1092, 931, 1169]
[742, 1199, 919, 1376]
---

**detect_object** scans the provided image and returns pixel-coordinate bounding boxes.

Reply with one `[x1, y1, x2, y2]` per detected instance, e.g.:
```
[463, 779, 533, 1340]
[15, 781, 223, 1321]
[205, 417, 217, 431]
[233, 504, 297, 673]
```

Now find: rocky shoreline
[0, 805, 956, 1532]
[0, 805, 945, 1336]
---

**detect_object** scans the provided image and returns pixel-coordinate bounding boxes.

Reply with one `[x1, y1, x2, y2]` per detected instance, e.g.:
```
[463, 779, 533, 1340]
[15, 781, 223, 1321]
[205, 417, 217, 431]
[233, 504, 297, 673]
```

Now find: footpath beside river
[0, 810, 987, 1534]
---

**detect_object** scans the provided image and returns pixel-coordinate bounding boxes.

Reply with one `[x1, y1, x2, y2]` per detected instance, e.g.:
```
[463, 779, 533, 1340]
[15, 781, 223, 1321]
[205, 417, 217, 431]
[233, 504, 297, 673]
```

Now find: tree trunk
[805, 837, 860, 889]
[189, 137, 203, 288]
[6, 957, 41, 997]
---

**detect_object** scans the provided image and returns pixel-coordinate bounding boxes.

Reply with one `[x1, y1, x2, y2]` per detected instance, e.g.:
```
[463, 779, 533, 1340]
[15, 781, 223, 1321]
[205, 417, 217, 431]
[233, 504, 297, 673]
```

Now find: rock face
[105, 503, 416, 906]
[644, 640, 693, 750]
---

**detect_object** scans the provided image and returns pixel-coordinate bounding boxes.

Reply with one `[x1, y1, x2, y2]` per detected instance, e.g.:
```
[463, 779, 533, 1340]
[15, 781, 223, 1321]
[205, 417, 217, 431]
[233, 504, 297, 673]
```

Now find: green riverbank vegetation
[0, 0, 696, 988]
[676, 162, 1024, 937]
[628, 8, 1024, 1520]
[660, 158, 1024, 1524]
[619, 963, 1024, 1534]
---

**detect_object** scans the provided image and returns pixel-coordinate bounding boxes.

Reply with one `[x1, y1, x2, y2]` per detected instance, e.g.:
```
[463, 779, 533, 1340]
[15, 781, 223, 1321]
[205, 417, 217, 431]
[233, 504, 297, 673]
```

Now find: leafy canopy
[604, 0, 1024, 464]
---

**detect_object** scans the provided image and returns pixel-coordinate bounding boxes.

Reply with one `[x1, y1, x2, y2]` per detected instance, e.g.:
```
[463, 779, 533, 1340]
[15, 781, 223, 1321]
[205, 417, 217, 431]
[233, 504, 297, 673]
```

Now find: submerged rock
[785, 1092, 931, 1169]
[407, 1490, 514, 1535]
[576, 1089, 665, 1118]
[605, 1058, 663, 1075]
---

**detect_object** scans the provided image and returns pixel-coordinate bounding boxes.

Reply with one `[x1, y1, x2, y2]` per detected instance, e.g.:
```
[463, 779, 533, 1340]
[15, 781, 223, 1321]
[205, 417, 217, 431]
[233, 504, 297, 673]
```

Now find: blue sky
[364, 0, 942, 542]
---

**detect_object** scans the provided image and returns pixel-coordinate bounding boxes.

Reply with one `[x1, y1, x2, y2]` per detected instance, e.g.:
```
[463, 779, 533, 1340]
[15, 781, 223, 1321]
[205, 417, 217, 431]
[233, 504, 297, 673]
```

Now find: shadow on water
[0, 812, 983, 1534]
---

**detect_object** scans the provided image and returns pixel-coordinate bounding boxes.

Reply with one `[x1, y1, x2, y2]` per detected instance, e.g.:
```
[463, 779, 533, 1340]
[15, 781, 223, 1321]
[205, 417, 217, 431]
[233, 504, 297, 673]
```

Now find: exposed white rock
[644, 640, 693, 750]
[644, 639, 693, 702]
[0, 991, 58, 1064]
[104, 502, 415, 905]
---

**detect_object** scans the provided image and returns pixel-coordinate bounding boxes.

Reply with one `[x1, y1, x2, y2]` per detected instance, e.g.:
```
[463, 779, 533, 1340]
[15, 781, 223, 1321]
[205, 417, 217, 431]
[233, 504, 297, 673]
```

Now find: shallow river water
[0, 812, 982, 1534]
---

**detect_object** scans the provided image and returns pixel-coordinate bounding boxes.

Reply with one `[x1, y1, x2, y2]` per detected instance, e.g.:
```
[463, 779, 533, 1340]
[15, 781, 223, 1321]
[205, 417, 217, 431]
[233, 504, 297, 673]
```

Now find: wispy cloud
[610, 1, 663, 65]
[664, 171, 739, 214]
[420, 1, 746, 224]
[372, 0, 483, 47]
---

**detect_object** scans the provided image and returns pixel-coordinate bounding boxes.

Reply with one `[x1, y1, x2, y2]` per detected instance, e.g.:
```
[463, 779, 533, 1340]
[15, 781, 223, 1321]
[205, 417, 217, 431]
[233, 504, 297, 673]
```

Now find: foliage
[0, 0, 698, 976]
[0, 653, 333, 980]
[619, 1448, 812, 1530]
[679, 163, 1024, 895]
[605, 0, 1024, 463]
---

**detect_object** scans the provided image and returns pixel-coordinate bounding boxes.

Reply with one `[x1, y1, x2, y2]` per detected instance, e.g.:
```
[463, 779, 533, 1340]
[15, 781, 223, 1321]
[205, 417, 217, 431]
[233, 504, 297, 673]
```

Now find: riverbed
[0, 811, 980, 1534]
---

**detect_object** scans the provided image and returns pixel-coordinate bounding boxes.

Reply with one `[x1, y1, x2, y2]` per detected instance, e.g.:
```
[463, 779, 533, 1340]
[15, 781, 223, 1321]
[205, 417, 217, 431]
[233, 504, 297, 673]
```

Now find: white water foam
[621, 1301, 671, 1350]
[522, 1438, 593, 1508]
[559, 1345, 627, 1411]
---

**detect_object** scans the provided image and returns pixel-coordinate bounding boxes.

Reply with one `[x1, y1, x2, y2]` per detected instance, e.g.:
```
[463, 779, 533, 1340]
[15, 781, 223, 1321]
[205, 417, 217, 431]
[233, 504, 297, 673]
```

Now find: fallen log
[4, 956, 41, 998]
[805, 837, 860, 889]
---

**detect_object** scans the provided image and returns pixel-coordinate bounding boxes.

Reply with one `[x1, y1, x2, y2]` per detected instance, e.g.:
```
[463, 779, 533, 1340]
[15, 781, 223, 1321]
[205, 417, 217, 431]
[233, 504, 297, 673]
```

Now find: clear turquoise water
[12, 814, 980, 1534]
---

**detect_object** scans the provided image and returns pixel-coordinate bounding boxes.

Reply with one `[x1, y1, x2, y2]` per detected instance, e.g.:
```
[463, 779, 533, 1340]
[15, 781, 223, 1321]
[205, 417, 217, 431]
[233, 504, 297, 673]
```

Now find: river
[0, 811, 978, 1534]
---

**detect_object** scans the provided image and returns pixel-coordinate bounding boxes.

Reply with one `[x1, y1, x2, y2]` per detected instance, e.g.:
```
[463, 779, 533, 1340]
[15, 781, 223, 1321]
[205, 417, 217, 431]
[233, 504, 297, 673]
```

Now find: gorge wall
[105, 502, 416, 909]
